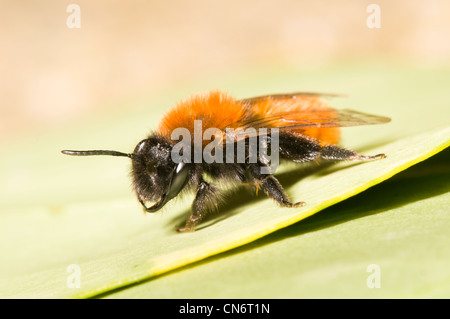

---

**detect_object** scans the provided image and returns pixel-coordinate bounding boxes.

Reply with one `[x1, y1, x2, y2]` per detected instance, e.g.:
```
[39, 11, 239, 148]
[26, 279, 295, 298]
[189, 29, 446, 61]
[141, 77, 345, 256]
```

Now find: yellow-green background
[1, 1, 449, 298]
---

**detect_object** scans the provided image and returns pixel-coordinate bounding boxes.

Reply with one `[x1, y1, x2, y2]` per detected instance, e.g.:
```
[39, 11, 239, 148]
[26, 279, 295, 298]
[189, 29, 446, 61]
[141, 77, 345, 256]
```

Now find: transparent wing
[223, 108, 390, 143]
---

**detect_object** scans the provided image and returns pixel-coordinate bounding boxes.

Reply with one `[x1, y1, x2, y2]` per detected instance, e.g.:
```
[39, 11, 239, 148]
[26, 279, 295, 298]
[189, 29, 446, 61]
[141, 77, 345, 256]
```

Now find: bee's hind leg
[320, 144, 386, 161]
[249, 163, 305, 208]
[278, 133, 385, 162]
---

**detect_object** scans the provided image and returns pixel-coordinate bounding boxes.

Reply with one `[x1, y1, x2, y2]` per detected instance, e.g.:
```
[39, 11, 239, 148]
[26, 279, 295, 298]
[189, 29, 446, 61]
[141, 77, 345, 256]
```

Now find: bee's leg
[279, 134, 321, 163]
[176, 179, 219, 232]
[320, 144, 386, 161]
[249, 164, 305, 208]
[279, 133, 385, 162]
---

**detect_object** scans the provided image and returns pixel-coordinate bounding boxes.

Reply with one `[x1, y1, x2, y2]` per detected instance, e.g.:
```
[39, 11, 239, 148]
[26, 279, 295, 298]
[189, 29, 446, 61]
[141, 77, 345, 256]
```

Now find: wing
[223, 93, 390, 145]
[236, 109, 390, 130]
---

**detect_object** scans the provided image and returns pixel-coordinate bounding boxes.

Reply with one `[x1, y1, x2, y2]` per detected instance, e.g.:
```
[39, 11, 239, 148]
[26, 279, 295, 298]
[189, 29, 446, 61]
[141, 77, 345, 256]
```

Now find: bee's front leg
[176, 179, 219, 232]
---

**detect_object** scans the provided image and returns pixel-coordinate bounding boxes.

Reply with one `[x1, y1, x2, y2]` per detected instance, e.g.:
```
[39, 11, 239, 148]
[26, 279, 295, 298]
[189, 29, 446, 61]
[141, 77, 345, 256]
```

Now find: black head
[131, 135, 189, 211]
[61, 134, 190, 212]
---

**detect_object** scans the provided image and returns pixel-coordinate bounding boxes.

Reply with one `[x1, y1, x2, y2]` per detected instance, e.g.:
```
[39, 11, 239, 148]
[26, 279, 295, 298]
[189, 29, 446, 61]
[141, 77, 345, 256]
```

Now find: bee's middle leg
[249, 163, 305, 208]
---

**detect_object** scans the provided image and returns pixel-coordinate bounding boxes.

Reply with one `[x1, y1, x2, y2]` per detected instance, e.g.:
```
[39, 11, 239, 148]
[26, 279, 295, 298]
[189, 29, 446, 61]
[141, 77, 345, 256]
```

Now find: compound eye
[166, 162, 189, 200]
[135, 139, 147, 154]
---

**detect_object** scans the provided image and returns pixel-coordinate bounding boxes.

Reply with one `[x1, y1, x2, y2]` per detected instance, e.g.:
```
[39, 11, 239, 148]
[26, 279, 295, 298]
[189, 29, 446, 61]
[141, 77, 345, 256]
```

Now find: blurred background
[1, 0, 450, 143]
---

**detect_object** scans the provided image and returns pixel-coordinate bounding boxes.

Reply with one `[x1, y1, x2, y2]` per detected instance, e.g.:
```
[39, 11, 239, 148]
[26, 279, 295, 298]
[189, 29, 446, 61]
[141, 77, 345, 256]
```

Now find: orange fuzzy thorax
[158, 91, 247, 141]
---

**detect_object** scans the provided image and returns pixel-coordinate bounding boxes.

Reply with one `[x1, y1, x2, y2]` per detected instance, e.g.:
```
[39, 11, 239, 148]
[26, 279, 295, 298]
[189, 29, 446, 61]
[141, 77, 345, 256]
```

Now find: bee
[62, 91, 390, 232]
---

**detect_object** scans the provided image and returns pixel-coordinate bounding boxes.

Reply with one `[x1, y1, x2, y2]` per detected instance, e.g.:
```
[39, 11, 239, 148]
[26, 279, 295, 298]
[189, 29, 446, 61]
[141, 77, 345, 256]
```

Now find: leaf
[104, 147, 450, 298]
[1, 63, 449, 298]
[0, 126, 448, 298]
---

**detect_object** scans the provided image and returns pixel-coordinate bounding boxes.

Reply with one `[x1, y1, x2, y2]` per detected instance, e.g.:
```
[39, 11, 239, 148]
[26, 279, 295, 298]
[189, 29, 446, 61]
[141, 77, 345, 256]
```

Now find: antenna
[61, 150, 137, 160]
